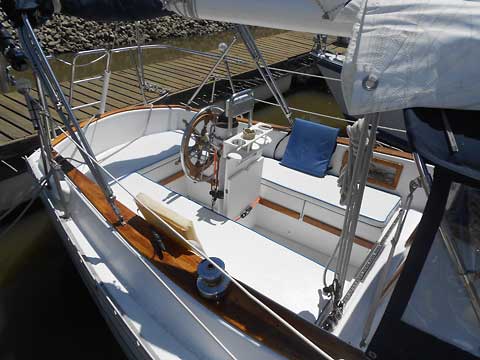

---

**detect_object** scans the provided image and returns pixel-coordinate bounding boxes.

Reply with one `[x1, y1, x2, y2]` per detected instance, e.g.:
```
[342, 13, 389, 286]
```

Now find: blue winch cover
[280, 118, 339, 177]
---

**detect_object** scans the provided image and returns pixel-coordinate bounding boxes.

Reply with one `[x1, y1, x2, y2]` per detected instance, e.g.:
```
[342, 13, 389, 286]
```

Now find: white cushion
[262, 158, 400, 228]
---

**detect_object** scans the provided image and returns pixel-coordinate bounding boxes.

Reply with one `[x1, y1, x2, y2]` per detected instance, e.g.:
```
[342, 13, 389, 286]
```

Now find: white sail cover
[342, 0, 480, 115]
[166, 0, 358, 37]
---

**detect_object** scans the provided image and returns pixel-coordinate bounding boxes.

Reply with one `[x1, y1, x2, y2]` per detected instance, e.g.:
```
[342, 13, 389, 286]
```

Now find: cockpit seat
[91, 130, 184, 182]
[261, 157, 401, 242]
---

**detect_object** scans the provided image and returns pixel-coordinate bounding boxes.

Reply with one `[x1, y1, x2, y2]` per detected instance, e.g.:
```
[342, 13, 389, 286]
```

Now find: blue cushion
[280, 119, 339, 177]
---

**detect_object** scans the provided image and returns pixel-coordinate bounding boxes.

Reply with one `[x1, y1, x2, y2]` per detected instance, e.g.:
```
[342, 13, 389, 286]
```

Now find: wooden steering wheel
[180, 106, 224, 183]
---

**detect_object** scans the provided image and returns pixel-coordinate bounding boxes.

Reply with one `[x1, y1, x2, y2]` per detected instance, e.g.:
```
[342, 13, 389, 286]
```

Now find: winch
[196, 257, 231, 300]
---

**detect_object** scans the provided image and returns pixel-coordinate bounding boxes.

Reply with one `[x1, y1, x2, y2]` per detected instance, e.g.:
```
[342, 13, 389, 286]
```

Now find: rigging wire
[267, 66, 342, 82]
[56, 125, 336, 360]
[1, 159, 19, 173]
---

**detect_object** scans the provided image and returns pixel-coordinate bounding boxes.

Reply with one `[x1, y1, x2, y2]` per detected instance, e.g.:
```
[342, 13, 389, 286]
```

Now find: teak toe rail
[56, 154, 365, 360]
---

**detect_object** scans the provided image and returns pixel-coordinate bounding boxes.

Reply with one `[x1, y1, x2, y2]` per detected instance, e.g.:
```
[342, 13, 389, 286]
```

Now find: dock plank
[0, 104, 34, 133]
[79, 80, 142, 105]
[0, 114, 32, 140]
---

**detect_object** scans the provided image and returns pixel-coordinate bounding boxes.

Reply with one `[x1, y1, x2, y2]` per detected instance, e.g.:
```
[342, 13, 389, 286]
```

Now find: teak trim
[380, 262, 405, 298]
[258, 198, 373, 250]
[303, 215, 374, 250]
[341, 151, 404, 190]
[337, 137, 413, 161]
[55, 154, 364, 360]
[259, 197, 301, 219]
[159, 170, 184, 186]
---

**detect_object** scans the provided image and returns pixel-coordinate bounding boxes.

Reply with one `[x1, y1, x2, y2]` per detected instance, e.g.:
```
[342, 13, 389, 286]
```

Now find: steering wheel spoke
[180, 105, 224, 183]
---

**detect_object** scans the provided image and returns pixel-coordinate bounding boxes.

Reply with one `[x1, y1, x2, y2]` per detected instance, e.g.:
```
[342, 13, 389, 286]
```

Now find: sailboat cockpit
[1, 0, 479, 359]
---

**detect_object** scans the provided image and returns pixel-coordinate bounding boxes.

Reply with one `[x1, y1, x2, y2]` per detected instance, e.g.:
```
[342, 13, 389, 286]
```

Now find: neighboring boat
[2, 1, 479, 359]
[313, 47, 409, 150]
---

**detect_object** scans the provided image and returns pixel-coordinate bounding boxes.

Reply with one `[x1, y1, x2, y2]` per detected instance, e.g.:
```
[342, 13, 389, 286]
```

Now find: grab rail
[54, 43, 248, 111]
[109, 43, 247, 65]
[56, 48, 111, 115]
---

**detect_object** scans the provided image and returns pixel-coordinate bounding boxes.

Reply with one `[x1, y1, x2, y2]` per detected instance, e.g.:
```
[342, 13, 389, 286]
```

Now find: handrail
[109, 43, 247, 65]
[52, 43, 248, 111]
[63, 49, 111, 114]
[55, 48, 110, 68]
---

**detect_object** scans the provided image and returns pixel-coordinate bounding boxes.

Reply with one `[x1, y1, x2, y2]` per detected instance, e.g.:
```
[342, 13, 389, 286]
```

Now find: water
[254, 81, 346, 132]
[1, 30, 344, 359]
[0, 203, 128, 360]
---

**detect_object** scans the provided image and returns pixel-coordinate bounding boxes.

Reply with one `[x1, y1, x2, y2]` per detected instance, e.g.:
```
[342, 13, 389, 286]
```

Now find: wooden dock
[0, 31, 341, 156]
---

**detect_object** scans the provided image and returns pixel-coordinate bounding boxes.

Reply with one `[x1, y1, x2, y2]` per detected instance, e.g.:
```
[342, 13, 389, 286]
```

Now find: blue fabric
[280, 119, 339, 177]
[404, 108, 480, 183]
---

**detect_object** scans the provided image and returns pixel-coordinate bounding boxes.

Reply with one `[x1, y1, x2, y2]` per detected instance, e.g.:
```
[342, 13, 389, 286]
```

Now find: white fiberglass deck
[36, 105, 429, 357]
[112, 172, 334, 322]
[91, 130, 184, 181]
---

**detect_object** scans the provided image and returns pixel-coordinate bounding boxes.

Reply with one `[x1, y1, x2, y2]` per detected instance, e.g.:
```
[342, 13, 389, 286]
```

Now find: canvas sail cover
[342, 0, 480, 115]
[165, 0, 358, 37]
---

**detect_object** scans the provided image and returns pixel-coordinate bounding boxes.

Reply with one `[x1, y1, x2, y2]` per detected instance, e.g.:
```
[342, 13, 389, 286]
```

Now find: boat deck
[0, 31, 346, 158]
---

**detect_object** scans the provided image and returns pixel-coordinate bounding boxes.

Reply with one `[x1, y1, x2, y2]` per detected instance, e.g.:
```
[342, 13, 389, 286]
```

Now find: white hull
[43, 198, 151, 359]
[30, 153, 292, 360]
[40, 190, 156, 359]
